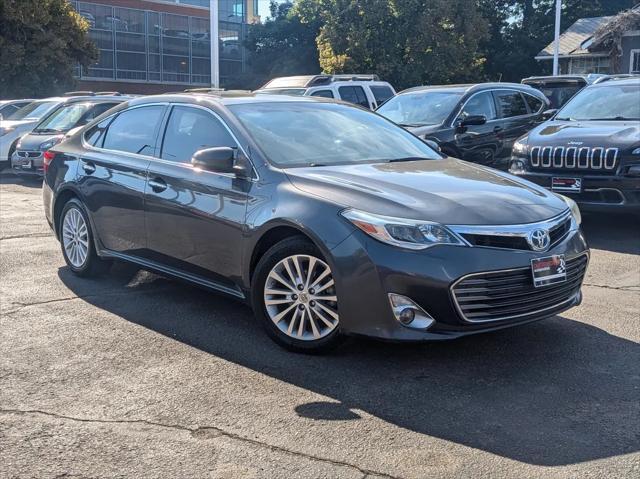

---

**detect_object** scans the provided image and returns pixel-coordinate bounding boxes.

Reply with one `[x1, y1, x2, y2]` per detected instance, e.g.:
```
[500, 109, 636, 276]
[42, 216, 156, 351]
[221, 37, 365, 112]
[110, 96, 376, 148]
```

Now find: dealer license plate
[21, 160, 32, 169]
[551, 177, 581, 192]
[531, 255, 567, 288]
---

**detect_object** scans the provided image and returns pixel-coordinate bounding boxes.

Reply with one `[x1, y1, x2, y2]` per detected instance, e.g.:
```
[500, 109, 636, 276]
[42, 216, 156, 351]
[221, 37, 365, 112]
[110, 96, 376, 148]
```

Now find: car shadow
[0, 169, 42, 188]
[581, 212, 640, 255]
[58, 262, 640, 467]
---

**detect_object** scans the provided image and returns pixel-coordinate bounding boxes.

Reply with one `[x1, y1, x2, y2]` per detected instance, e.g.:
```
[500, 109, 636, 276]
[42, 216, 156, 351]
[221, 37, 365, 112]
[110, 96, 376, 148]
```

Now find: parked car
[521, 74, 606, 109]
[0, 99, 34, 121]
[0, 98, 65, 167]
[43, 93, 588, 352]
[377, 83, 550, 167]
[255, 74, 396, 110]
[11, 95, 127, 176]
[509, 77, 640, 213]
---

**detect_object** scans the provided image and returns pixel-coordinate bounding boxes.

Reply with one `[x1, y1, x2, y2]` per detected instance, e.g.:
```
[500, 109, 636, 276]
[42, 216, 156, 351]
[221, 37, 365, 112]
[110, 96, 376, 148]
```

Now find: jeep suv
[255, 74, 395, 109]
[509, 77, 640, 212]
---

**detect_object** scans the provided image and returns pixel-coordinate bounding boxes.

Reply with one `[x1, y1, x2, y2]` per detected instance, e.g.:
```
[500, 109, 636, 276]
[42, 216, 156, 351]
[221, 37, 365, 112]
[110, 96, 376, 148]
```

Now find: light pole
[210, 0, 220, 88]
[552, 0, 561, 75]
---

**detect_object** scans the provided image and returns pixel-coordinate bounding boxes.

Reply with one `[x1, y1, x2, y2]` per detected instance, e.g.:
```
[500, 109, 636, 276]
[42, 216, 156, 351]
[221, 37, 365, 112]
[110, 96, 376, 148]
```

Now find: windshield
[229, 102, 441, 167]
[555, 84, 640, 121]
[7, 101, 58, 121]
[376, 91, 463, 127]
[255, 88, 307, 96]
[34, 103, 93, 132]
[525, 82, 584, 109]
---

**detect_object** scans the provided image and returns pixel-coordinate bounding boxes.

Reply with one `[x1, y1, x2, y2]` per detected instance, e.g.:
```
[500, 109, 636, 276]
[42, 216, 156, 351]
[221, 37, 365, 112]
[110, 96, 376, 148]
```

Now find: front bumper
[11, 150, 45, 176]
[330, 227, 589, 341]
[512, 169, 640, 212]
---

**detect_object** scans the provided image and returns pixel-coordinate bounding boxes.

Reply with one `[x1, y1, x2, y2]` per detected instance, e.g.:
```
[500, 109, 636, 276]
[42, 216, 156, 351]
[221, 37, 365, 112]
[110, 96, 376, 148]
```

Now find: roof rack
[184, 87, 225, 93]
[306, 74, 380, 87]
[95, 91, 122, 96]
[62, 91, 96, 96]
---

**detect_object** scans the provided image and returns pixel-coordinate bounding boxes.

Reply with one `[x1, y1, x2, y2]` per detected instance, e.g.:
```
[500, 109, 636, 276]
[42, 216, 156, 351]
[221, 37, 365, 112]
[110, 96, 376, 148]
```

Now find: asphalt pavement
[1, 171, 638, 479]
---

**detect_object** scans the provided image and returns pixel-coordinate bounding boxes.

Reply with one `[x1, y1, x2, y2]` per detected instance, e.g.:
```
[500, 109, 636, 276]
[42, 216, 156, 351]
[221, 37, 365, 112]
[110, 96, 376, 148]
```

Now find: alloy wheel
[263, 254, 339, 341]
[62, 207, 89, 268]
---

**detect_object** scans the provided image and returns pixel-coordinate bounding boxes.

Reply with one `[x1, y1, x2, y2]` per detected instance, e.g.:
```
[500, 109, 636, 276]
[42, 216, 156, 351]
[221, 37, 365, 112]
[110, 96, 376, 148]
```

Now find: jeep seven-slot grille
[451, 254, 588, 323]
[529, 146, 618, 172]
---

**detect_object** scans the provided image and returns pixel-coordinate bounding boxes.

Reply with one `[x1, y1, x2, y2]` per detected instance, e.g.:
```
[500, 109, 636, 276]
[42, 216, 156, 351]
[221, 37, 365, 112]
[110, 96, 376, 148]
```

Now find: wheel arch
[52, 186, 84, 239]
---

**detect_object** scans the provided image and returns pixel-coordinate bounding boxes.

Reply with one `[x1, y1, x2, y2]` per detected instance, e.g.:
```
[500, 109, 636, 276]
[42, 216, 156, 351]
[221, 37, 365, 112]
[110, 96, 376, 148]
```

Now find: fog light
[509, 159, 526, 174]
[388, 293, 435, 330]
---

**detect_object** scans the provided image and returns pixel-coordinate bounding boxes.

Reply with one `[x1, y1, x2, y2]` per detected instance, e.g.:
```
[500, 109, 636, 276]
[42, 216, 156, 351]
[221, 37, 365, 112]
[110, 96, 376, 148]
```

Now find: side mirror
[459, 115, 487, 127]
[542, 108, 558, 120]
[424, 139, 441, 153]
[191, 147, 249, 177]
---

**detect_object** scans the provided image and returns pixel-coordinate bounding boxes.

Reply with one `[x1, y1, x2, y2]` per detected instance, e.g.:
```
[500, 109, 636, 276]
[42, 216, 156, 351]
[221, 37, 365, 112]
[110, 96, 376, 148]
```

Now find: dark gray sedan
[43, 93, 588, 352]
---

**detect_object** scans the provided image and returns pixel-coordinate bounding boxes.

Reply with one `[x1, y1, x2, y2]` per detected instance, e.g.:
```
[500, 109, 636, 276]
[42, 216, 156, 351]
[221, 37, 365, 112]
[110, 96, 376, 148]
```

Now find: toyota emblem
[528, 229, 551, 251]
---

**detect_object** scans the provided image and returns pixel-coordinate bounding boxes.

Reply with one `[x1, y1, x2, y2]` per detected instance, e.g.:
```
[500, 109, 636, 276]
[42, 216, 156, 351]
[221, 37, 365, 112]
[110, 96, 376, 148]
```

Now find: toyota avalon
[43, 94, 588, 352]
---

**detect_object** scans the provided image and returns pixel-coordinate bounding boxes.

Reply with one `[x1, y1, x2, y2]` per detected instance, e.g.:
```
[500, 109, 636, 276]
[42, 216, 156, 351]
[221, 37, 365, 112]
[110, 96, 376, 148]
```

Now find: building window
[568, 56, 610, 74]
[630, 50, 640, 74]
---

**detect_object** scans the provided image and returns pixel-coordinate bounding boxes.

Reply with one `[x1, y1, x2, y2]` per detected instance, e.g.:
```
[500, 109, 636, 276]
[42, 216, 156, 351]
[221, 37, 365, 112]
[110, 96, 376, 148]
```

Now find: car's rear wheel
[252, 237, 343, 353]
[59, 198, 110, 277]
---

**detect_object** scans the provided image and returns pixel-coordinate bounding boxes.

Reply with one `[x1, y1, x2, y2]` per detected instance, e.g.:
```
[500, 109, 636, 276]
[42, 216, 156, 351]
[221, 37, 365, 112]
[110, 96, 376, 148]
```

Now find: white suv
[255, 74, 396, 109]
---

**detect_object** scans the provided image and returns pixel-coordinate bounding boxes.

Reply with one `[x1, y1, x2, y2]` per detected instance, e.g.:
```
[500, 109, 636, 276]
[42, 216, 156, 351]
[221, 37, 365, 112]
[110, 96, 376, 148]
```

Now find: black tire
[251, 236, 344, 354]
[59, 198, 110, 277]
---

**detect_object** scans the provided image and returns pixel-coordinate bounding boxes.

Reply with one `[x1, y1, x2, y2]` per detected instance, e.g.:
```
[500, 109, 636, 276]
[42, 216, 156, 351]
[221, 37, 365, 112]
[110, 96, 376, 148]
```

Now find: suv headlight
[512, 137, 529, 156]
[341, 209, 467, 250]
[558, 194, 582, 226]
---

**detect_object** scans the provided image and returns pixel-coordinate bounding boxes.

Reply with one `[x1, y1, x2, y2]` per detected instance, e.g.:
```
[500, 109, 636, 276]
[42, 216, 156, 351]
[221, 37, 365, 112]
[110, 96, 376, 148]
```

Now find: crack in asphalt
[0, 408, 397, 479]
[583, 283, 640, 292]
[1, 233, 54, 241]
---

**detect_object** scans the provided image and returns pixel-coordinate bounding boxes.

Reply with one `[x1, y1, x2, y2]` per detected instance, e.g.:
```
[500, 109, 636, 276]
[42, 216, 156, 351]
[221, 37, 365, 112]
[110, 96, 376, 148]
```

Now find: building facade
[70, 0, 259, 94]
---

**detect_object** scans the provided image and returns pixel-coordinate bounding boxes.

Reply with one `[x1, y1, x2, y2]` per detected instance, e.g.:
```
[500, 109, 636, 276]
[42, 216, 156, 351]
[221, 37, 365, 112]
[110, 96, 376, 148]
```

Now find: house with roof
[535, 5, 640, 75]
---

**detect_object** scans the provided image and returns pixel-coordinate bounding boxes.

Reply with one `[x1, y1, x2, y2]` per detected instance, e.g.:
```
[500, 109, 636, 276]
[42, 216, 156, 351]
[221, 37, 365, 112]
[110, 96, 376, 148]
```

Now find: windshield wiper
[398, 122, 432, 128]
[33, 128, 62, 133]
[388, 156, 431, 163]
[586, 116, 639, 121]
[554, 117, 575, 121]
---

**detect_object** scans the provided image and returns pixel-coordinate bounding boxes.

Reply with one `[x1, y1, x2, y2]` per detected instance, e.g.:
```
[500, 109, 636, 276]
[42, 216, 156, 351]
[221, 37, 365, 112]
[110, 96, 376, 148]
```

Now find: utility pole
[210, 0, 220, 88]
[553, 0, 561, 75]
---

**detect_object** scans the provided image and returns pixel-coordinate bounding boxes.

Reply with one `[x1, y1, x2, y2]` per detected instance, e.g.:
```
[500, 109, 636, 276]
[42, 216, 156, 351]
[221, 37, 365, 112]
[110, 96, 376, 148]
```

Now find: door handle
[493, 126, 503, 133]
[81, 161, 96, 174]
[148, 177, 167, 193]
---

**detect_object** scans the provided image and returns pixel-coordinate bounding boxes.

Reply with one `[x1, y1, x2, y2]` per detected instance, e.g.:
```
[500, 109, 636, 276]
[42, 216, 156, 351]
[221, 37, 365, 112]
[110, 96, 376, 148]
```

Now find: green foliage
[0, 0, 97, 98]
[299, 0, 488, 89]
[242, 1, 321, 89]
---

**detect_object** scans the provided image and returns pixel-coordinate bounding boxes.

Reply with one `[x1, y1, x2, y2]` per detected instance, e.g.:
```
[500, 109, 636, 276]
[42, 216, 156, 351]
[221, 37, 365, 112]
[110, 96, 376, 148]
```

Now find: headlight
[39, 136, 64, 151]
[558, 195, 582, 226]
[632, 147, 640, 155]
[0, 126, 16, 137]
[512, 137, 529, 156]
[341, 209, 467, 250]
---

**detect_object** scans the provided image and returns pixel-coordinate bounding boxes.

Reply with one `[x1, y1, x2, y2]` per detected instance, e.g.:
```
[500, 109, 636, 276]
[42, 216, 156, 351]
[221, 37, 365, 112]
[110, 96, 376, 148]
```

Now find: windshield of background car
[34, 103, 94, 132]
[376, 91, 463, 127]
[532, 83, 583, 108]
[7, 101, 58, 121]
[555, 84, 640, 121]
[229, 102, 442, 167]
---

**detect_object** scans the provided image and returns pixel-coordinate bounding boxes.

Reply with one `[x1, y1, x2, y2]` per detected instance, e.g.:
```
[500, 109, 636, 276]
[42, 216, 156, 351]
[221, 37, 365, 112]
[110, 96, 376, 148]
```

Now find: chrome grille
[530, 146, 618, 171]
[17, 151, 42, 158]
[451, 253, 588, 323]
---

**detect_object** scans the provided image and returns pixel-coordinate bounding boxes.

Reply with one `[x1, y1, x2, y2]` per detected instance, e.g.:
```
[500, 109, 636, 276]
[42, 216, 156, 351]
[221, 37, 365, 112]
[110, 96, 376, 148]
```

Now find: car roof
[59, 95, 131, 104]
[588, 76, 640, 87]
[126, 92, 340, 108]
[398, 82, 536, 95]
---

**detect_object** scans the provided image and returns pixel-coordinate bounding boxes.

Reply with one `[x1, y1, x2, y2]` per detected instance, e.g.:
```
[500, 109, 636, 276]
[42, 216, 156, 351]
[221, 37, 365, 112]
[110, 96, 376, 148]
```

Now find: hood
[17, 132, 65, 151]
[285, 158, 568, 225]
[526, 120, 640, 151]
[0, 119, 37, 129]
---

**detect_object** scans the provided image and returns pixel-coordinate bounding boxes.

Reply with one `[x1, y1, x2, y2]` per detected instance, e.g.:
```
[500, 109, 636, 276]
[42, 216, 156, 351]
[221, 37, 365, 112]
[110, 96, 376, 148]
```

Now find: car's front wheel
[252, 237, 343, 353]
[59, 198, 110, 277]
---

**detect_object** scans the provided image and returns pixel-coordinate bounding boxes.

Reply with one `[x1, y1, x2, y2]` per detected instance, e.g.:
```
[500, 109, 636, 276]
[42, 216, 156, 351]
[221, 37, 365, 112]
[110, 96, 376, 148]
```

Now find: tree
[481, 0, 638, 81]
[0, 0, 97, 98]
[298, 0, 488, 90]
[241, 1, 321, 89]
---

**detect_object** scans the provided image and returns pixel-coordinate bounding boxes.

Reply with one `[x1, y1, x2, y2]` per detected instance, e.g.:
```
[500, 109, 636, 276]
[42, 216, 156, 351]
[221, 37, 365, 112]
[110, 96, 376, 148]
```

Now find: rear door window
[459, 91, 497, 120]
[338, 86, 370, 108]
[102, 105, 165, 156]
[523, 94, 544, 113]
[370, 85, 394, 106]
[493, 90, 529, 118]
[160, 106, 236, 163]
[310, 90, 334, 98]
